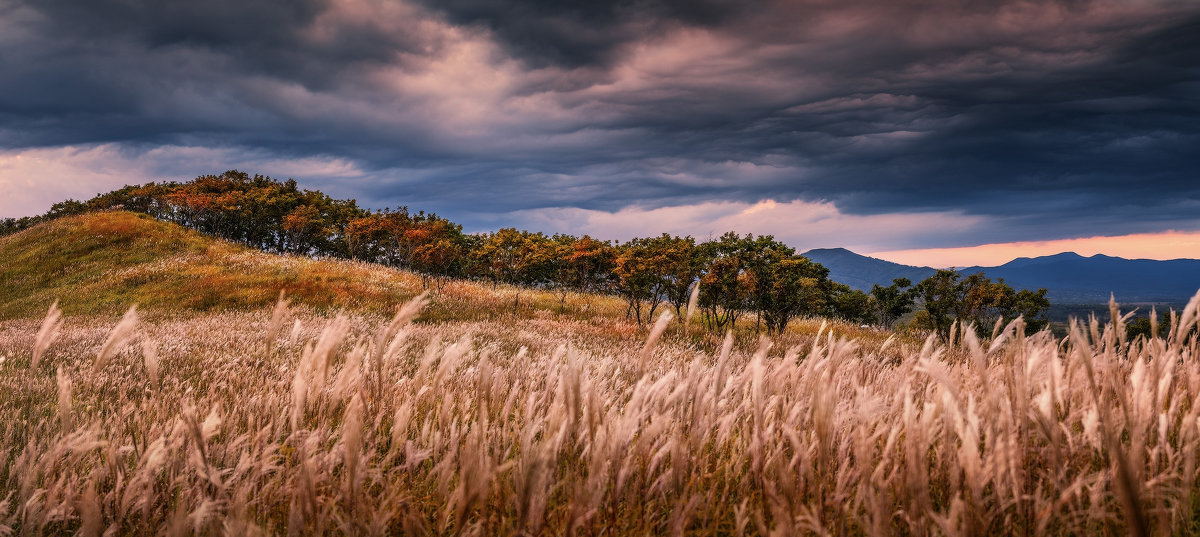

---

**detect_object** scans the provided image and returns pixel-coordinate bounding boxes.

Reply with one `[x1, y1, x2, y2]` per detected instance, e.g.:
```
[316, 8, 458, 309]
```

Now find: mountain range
[803, 248, 1200, 304]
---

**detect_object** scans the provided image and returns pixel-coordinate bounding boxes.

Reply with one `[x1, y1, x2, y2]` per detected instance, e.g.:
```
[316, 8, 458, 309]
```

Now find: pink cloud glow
[870, 231, 1200, 268]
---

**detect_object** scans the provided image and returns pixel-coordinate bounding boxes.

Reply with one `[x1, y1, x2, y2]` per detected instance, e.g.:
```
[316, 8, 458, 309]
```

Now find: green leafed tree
[914, 269, 965, 340]
[1001, 288, 1051, 334]
[915, 270, 1050, 340]
[870, 277, 915, 328]
[830, 283, 875, 326]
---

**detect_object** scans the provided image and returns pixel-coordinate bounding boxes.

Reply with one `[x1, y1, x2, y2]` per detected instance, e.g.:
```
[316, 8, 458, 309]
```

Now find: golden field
[1, 212, 1199, 535]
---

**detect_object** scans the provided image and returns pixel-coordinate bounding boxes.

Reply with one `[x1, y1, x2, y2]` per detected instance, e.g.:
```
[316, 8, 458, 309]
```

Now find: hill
[805, 247, 1200, 304]
[2, 246, 1197, 536]
[0, 211, 625, 321]
[801, 248, 936, 290]
[960, 252, 1200, 303]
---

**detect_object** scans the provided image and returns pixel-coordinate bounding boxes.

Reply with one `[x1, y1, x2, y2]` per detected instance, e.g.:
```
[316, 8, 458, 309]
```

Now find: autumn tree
[559, 235, 616, 312]
[345, 213, 393, 263]
[756, 255, 833, 334]
[475, 228, 557, 312]
[614, 238, 667, 324]
[697, 233, 755, 331]
[738, 235, 818, 333]
[564, 235, 616, 294]
[281, 205, 325, 255]
[409, 217, 468, 289]
[654, 236, 704, 321]
[696, 233, 835, 334]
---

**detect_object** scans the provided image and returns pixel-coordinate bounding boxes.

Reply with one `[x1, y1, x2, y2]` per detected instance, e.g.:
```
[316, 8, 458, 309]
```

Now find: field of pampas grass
[3, 292, 1200, 536]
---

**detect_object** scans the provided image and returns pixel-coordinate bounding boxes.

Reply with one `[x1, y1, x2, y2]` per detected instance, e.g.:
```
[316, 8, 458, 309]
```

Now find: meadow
[1, 287, 1199, 535]
[3, 211, 1200, 536]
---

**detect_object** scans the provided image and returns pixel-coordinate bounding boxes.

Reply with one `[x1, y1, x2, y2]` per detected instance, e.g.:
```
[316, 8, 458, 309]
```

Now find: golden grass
[0, 212, 632, 323]
[1, 292, 1199, 535]
[0, 212, 898, 356]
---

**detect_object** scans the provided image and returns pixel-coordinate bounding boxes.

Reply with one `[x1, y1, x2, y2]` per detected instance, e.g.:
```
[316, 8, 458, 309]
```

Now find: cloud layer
[2, 0, 1198, 252]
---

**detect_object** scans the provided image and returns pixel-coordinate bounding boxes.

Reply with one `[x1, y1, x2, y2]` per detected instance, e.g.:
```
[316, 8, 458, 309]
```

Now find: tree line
[2, 171, 1049, 336]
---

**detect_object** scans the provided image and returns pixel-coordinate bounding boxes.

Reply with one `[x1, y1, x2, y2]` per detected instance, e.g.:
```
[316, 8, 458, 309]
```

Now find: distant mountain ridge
[801, 248, 936, 291]
[803, 248, 1200, 304]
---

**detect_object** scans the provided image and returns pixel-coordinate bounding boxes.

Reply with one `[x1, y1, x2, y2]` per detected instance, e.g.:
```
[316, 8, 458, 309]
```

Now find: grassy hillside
[0, 211, 628, 321]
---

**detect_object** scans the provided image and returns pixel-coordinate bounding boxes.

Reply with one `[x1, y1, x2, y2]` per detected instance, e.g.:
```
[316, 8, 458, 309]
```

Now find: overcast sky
[2, 0, 1198, 265]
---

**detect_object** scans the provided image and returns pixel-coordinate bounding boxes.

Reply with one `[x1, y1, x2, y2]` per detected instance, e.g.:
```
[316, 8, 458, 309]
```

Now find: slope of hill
[801, 248, 936, 290]
[0, 211, 624, 320]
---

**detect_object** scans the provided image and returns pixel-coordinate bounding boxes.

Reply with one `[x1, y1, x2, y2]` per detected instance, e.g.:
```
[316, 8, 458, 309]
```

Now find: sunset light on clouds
[871, 230, 1200, 268]
[1, 0, 1198, 264]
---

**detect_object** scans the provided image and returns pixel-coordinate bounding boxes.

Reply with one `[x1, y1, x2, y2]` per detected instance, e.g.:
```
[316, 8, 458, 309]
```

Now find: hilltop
[0, 173, 1064, 337]
[801, 248, 936, 290]
[0, 211, 625, 321]
[2, 173, 884, 332]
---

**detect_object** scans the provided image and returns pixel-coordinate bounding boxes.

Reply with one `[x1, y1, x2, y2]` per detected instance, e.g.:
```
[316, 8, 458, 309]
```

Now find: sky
[1, 0, 1198, 267]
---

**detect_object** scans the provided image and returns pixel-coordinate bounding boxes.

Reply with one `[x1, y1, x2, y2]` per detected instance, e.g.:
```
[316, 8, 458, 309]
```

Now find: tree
[46, 199, 88, 218]
[412, 236, 465, 290]
[475, 228, 557, 312]
[281, 205, 325, 255]
[691, 233, 837, 334]
[914, 269, 964, 340]
[564, 235, 616, 295]
[614, 238, 666, 324]
[542, 234, 577, 311]
[611, 234, 705, 324]
[740, 235, 798, 332]
[915, 270, 1051, 340]
[756, 256, 832, 334]
[870, 278, 915, 328]
[1000, 288, 1051, 334]
[958, 272, 1011, 329]
[697, 233, 754, 332]
[561, 235, 616, 312]
[1126, 310, 1169, 341]
[407, 216, 468, 289]
[831, 284, 874, 325]
[345, 213, 393, 263]
[653, 236, 701, 322]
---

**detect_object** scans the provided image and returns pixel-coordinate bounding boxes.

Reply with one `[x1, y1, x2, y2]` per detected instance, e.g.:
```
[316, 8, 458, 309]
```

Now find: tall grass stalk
[30, 301, 62, 371]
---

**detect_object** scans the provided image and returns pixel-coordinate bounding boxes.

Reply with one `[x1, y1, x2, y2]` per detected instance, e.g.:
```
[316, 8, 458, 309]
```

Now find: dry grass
[2, 291, 1200, 536]
[0, 211, 633, 323]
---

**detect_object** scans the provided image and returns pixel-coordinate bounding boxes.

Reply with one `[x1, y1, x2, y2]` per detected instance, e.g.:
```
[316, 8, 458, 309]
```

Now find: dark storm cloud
[11, 0, 429, 86]
[0, 0, 450, 152]
[1, 0, 1199, 248]
[406, 0, 749, 67]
